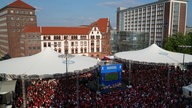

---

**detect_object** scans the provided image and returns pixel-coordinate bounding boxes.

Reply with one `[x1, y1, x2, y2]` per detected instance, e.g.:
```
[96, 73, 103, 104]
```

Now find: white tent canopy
[0, 48, 99, 76]
[114, 44, 192, 65]
[182, 84, 192, 97]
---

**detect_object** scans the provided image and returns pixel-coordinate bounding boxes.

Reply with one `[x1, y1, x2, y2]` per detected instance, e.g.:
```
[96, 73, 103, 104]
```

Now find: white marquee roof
[115, 44, 192, 65]
[0, 48, 99, 76]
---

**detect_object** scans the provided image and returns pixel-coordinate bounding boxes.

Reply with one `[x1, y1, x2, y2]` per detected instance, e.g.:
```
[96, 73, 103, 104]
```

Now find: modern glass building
[110, 30, 149, 54]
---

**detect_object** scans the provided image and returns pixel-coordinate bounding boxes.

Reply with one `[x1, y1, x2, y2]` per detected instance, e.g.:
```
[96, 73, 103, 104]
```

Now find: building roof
[23, 18, 110, 35]
[4, 0, 35, 10]
[41, 27, 90, 35]
[90, 18, 109, 33]
[23, 26, 40, 33]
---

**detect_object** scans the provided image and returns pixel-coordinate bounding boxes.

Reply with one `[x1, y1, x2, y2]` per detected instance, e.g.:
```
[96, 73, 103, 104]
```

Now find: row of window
[124, 5, 164, 15]
[43, 41, 100, 48]
[52, 47, 99, 54]
[10, 10, 33, 15]
[43, 35, 101, 40]
[124, 11, 163, 20]
[28, 46, 40, 50]
[0, 17, 6, 22]
[10, 16, 34, 21]
[0, 10, 8, 16]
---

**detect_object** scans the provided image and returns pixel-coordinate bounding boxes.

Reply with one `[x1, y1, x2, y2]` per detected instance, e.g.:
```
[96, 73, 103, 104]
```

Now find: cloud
[34, 6, 43, 12]
[98, 0, 143, 8]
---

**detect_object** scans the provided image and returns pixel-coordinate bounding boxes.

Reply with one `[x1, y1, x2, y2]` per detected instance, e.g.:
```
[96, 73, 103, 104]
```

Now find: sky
[0, 0, 192, 28]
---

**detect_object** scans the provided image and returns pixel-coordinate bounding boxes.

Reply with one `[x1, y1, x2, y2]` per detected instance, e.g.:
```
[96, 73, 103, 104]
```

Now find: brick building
[0, 0, 37, 58]
[117, 0, 187, 47]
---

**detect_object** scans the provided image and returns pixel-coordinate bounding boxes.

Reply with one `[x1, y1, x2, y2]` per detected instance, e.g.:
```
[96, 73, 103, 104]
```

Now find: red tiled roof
[23, 26, 40, 33]
[90, 18, 109, 33]
[23, 18, 110, 35]
[6, 0, 35, 9]
[96, 18, 109, 33]
[41, 27, 90, 35]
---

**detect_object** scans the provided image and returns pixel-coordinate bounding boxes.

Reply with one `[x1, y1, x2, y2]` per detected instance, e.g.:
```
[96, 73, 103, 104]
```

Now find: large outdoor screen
[105, 72, 119, 81]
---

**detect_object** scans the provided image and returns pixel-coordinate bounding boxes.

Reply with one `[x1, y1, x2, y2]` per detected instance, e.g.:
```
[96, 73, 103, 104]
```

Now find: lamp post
[58, 52, 74, 107]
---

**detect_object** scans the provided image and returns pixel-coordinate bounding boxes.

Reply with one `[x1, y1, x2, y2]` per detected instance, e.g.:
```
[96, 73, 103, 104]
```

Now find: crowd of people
[13, 62, 192, 107]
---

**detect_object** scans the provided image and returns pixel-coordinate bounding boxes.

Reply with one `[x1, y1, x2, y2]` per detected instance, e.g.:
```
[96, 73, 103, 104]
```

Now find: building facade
[22, 18, 111, 59]
[20, 26, 41, 56]
[0, 0, 37, 58]
[110, 30, 149, 54]
[117, 0, 187, 47]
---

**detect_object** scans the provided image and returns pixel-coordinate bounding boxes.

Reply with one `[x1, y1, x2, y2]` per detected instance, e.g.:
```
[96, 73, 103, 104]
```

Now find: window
[80, 41, 83, 46]
[30, 11, 33, 15]
[58, 42, 61, 47]
[17, 29, 20, 32]
[75, 48, 78, 53]
[71, 42, 74, 46]
[64, 36, 68, 40]
[54, 35, 60, 40]
[43, 36, 46, 40]
[54, 42, 57, 47]
[75, 41, 78, 46]
[91, 41, 94, 46]
[30, 18, 34, 21]
[72, 49, 74, 54]
[96, 48, 100, 52]
[96, 35, 100, 39]
[91, 35, 94, 39]
[96, 40, 100, 46]
[11, 22, 15, 26]
[84, 41, 87, 46]
[16, 23, 20, 26]
[10, 10, 14, 13]
[91, 48, 94, 52]
[11, 17, 14, 20]
[48, 42, 51, 47]
[81, 48, 83, 53]
[48, 36, 51, 40]
[84, 48, 87, 53]
[58, 48, 61, 53]
[44, 42, 47, 47]
[80, 36, 86, 39]
[65, 49, 68, 54]
[71, 36, 77, 40]
[16, 10, 19, 14]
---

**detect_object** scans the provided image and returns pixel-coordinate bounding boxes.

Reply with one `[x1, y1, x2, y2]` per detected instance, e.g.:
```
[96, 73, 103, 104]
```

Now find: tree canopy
[164, 32, 192, 55]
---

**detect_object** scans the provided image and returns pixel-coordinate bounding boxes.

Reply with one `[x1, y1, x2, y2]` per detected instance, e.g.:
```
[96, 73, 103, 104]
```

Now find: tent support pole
[129, 60, 132, 86]
[22, 76, 27, 108]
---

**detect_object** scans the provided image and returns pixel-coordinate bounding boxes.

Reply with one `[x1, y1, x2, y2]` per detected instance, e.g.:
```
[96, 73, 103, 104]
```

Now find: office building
[117, 0, 187, 47]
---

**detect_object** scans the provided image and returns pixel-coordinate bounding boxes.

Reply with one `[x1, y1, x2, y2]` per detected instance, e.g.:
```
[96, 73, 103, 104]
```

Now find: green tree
[164, 33, 192, 55]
